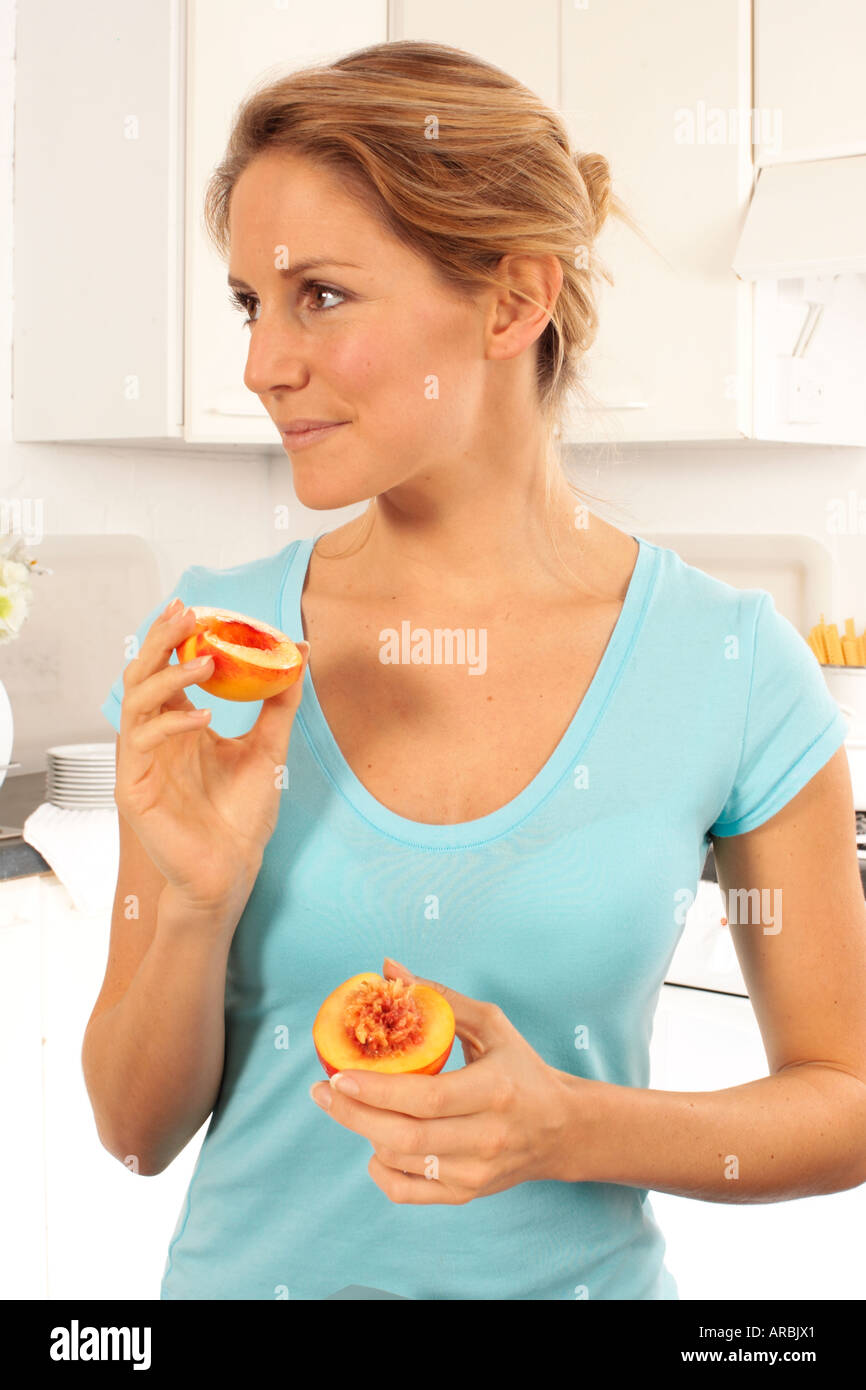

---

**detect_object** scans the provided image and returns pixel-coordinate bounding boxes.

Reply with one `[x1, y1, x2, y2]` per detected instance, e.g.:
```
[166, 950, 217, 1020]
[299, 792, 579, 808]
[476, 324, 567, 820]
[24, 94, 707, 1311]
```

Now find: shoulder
[176, 539, 308, 626]
[640, 538, 836, 729]
[640, 536, 766, 632]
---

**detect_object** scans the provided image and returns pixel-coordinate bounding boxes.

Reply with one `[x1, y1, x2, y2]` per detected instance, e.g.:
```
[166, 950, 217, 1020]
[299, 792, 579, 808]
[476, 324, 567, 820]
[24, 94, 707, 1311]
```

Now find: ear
[485, 252, 563, 361]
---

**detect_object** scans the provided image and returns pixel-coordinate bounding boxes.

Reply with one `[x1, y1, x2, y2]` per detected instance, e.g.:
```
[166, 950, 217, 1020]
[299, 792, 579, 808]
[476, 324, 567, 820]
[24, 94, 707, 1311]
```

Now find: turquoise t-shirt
[100, 532, 848, 1300]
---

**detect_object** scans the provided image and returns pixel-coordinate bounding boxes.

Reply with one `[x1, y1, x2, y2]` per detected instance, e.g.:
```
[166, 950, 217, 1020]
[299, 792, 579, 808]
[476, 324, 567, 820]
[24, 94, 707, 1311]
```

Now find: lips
[279, 420, 347, 434]
[279, 420, 349, 451]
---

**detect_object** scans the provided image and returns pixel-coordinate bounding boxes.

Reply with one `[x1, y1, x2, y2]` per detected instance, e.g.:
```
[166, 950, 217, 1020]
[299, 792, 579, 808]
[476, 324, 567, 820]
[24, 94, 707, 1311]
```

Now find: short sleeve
[709, 591, 849, 838]
[100, 567, 201, 735]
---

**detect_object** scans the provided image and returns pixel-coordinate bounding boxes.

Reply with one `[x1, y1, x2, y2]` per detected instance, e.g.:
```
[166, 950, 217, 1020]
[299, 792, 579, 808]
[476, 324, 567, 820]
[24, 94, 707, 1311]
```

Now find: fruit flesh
[343, 977, 424, 1058]
[174, 606, 302, 701]
[312, 972, 455, 1075]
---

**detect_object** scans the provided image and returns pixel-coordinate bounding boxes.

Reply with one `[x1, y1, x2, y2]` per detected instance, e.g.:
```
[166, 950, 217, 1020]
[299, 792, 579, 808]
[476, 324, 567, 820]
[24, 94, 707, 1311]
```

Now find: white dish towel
[23, 803, 119, 916]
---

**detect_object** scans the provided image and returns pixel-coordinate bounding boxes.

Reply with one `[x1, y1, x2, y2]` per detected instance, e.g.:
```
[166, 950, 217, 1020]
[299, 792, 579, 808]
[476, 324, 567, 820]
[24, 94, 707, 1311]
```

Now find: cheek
[327, 311, 477, 425]
[324, 324, 372, 374]
[326, 335, 394, 400]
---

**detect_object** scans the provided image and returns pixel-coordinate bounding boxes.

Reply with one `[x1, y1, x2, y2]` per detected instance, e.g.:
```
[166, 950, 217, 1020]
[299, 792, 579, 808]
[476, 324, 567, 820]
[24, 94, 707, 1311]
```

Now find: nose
[242, 314, 310, 399]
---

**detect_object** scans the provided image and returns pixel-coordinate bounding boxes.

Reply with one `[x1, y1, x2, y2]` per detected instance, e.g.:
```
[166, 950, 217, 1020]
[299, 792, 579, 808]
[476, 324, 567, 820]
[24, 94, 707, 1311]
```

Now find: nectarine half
[174, 606, 303, 702]
[313, 972, 456, 1076]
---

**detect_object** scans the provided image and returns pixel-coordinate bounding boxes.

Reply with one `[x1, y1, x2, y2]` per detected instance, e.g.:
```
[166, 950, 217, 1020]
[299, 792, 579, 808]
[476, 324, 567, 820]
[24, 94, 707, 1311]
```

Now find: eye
[299, 279, 347, 312]
[228, 280, 347, 328]
[228, 288, 258, 327]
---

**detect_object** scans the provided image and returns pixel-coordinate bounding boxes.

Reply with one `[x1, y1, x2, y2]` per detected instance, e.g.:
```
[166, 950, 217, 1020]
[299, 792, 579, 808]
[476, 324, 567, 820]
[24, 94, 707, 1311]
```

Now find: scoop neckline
[286, 531, 660, 850]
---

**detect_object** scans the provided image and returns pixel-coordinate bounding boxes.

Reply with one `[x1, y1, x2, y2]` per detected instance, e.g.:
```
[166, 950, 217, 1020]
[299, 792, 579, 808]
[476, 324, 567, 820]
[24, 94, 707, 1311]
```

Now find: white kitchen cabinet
[755, 0, 866, 166]
[16, 0, 859, 448]
[1, 873, 205, 1299]
[185, 0, 387, 443]
[13, 0, 185, 441]
[12, 0, 385, 446]
[0, 875, 47, 1298]
[559, 0, 753, 443]
[650, 984, 866, 1300]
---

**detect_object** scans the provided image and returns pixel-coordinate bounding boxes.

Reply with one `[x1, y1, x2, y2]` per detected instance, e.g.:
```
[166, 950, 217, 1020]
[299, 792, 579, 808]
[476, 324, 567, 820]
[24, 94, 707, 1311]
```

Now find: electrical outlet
[780, 356, 825, 424]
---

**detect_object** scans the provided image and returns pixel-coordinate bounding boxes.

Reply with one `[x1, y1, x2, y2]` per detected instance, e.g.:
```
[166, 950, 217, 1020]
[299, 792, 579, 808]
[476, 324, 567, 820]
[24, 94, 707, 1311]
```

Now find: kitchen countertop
[0, 772, 52, 879]
[2, 771, 865, 893]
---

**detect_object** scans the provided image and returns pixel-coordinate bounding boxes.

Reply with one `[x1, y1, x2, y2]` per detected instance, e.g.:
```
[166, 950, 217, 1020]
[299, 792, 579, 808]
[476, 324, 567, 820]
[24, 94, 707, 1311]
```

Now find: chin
[289, 469, 376, 513]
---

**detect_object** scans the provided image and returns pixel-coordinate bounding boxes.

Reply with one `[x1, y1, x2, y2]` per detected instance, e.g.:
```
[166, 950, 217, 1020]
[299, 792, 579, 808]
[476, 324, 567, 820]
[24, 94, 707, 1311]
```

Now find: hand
[115, 597, 310, 914]
[309, 958, 579, 1204]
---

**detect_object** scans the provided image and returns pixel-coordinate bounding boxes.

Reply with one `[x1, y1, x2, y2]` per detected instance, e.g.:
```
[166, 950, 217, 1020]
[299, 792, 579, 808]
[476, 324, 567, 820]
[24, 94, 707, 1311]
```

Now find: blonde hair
[204, 40, 645, 575]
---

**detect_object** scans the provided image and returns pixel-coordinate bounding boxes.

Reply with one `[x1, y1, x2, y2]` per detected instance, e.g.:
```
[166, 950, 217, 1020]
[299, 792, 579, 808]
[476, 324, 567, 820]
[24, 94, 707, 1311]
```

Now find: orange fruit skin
[314, 1039, 454, 1080]
[174, 607, 302, 702]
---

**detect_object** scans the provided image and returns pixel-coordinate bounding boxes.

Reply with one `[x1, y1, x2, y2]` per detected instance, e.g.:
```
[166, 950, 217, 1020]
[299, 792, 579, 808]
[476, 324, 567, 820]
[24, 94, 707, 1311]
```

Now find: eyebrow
[227, 258, 363, 290]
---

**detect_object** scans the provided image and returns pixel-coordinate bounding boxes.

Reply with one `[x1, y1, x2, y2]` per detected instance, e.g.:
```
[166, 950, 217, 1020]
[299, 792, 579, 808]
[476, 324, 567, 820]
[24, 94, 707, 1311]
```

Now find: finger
[137, 600, 198, 680]
[320, 1055, 499, 1121]
[382, 957, 511, 1049]
[121, 605, 204, 726]
[124, 705, 212, 756]
[312, 1079, 468, 1151]
[132, 654, 215, 722]
[241, 640, 310, 763]
[367, 1153, 466, 1206]
[373, 1146, 493, 1194]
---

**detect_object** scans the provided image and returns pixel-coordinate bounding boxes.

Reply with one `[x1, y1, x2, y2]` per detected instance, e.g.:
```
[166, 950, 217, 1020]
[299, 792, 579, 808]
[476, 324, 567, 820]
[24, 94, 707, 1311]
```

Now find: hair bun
[575, 151, 612, 239]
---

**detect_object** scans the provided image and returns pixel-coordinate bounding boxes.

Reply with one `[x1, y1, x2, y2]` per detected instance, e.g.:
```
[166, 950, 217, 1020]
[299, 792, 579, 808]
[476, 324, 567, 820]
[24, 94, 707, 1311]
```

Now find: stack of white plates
[46, 742, 116, 809]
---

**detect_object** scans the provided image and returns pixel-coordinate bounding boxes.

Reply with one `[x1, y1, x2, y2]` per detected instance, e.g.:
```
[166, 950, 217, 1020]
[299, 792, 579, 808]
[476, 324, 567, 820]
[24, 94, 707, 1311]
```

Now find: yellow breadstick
[841, 635, 860, 665]
[810, 622, 829, 663]
[824, 623, 845, 665]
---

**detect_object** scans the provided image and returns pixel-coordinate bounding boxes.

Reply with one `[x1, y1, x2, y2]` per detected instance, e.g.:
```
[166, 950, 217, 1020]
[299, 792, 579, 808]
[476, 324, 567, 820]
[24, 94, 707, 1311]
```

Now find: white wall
[566, 438, 866, 625]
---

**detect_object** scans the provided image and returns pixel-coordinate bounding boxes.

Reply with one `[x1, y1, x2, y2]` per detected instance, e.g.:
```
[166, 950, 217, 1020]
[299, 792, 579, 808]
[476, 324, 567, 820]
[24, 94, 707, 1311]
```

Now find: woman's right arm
[81, 777, 251, 1176]
[82, 600, 308, 1175]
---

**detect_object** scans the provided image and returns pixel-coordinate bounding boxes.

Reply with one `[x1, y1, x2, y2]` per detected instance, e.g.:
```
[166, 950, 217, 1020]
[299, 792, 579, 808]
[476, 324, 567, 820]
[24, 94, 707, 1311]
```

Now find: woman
[84, 40, 866, 1301]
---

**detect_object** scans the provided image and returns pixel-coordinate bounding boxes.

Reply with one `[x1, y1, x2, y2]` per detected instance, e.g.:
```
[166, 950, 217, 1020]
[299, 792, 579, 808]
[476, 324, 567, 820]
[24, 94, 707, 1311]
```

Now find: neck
[335, 451, 601, 604]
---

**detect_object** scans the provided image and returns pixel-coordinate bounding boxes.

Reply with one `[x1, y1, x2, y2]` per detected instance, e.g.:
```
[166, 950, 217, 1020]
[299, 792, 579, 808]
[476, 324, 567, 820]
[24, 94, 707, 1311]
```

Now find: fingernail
[310, 1083, 331, 1110]
[330, 1072, 360, 1097]
[164, 597, 182, 618]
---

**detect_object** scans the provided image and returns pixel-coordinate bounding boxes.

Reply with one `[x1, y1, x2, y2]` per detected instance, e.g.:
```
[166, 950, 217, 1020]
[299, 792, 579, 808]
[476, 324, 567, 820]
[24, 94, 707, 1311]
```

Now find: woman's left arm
[310, 747, 866, 1204]
[575, 743, 866, 1202]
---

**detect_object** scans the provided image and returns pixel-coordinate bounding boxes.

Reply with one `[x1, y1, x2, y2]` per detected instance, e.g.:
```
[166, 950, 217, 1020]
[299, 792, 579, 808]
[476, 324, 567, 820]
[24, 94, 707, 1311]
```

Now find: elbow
[108, 1137, 166, 1178]
[833, 1077, 866, 1191]
[776, 1060, 866, 1191]
[82, 1029, 166, 1176]
[90, 1116, 166, 1177]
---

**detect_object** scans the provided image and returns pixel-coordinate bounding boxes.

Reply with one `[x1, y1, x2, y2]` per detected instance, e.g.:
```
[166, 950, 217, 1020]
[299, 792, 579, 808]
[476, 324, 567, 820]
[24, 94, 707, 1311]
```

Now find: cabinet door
[13, 0, 183, 442]
[38, 876, 206, 1299]
[185, 0, 387, 443]
[0, 877, 46, 1298]
[649, 985, 866, 1300]
[755, 0, 866, 166]
[560, 0, 753, 442]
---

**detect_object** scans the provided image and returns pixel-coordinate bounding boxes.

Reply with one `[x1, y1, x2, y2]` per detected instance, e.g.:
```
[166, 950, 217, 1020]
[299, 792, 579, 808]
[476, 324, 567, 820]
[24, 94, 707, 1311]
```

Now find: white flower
[0, 548, 34, 644]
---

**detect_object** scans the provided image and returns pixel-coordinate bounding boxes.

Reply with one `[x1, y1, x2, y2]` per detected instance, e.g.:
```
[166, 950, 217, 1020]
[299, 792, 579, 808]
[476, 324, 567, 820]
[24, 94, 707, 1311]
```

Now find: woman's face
[227, 151, 513, 512]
